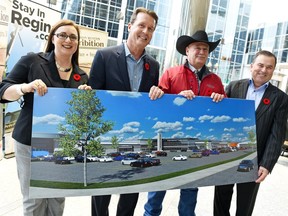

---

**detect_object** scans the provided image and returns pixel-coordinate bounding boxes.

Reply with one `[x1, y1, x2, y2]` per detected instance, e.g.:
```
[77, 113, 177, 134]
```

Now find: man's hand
[178, 90, 195, 100]
[78, 84, 92, 90]
[149, 85, 164, 100]
[211, 92, 224, 102]
[255, 166, 269, 183]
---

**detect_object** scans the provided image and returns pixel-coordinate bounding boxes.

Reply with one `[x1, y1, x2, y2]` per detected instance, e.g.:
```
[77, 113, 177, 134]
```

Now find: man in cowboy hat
[143, 30, 226, 216]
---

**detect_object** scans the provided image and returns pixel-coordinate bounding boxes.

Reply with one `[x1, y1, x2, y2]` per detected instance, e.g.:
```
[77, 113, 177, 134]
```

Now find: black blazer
[226, 79, 288, 172]
[88, 44, 160, 92]
[0, 51, 88, 145]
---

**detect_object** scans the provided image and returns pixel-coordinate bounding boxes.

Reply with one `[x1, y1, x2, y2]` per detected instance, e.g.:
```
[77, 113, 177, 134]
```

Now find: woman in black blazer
[0, 19, 90, 216]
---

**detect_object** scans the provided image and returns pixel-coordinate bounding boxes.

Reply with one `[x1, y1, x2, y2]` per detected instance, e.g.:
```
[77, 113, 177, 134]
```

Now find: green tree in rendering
[58, 90, 114, 186]
[147, 138, 153, 152]
[111, 135, 120, 151]
[248, 130, 256, 151]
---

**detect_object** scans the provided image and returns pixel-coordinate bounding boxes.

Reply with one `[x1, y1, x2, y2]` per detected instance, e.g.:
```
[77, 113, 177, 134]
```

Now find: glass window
[95, 20, 106, 31]
[127, 0, 135, 10]
[110, 0, 122, 7]
[219, 0, 227, 8]
[108, 6, 119, 21]
[96, 3, 108, 20]
[83, 16, 93, 27]
[108, 22, 119, 38]
[99, 0, 109, 4]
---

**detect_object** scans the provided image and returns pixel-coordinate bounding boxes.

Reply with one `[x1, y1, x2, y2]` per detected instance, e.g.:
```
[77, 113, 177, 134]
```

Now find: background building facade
[15, 0, 288, 93]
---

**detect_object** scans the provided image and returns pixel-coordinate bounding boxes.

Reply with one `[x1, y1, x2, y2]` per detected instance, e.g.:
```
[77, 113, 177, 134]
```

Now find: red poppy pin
[145, 63, 150, 71]
[263, 98, 270, 105]
[73, 74, 81, 81]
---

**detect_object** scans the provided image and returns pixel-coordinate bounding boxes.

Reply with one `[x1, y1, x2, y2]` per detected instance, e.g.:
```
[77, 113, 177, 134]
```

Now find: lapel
[38, 51, 87, 88]
[238, 80, 249, 99]
[139, 56, 150, 91]
[116, 44, 131, 91]
[256, 83, 276, 120]
[39, 52, 63, 87]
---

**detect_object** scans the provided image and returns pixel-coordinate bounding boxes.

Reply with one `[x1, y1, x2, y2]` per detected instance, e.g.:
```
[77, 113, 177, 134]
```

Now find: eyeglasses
[54, 32, 78, 41]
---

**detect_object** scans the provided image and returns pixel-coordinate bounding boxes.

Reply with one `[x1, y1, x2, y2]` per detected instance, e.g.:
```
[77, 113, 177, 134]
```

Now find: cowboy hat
[176, 30, 221, 55]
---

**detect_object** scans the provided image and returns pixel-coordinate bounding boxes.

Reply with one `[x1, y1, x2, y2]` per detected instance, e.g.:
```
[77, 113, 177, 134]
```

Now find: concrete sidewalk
[1, 155, 288, 216]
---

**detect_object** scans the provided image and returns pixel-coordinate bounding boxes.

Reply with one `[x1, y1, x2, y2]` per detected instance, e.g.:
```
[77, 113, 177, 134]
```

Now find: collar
[187, 60, 202, 72]
[124, 42, 146, 60]
[249, 79, 269, 90]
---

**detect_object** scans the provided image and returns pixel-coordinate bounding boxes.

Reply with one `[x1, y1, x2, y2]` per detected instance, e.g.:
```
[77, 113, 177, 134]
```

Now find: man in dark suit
[88, 7, 163, 216]
[214, 50, 288, 216]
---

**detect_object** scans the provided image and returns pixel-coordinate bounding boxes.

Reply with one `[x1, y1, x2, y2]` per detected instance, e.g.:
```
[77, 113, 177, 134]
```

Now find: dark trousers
[91, 193, 139, 216]
[214, 182, 260, 216]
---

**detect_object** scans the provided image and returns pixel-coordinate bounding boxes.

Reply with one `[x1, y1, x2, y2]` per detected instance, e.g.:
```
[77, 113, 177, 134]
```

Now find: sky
[31, 88, 256, 143]
[249, 0, 287, 29]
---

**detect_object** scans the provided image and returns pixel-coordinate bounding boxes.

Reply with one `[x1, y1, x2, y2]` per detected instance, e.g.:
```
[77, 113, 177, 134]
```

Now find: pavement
[1, 153, 288, 216]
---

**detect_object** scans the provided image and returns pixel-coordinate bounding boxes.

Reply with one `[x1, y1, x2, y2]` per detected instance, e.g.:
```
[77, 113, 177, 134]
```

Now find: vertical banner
[0, 0, 11, 159]
[3, 0, 61, 157]
[78, 25, 108, 74]
[0, 0, 10, 80]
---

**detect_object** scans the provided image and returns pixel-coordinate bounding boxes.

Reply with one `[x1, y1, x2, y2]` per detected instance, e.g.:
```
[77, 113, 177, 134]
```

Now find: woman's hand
[21, 79, 48, 96]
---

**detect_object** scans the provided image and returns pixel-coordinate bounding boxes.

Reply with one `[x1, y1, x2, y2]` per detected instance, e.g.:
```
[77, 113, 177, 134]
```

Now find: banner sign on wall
[30, 88, 257, 198]
[78, 25, 108, 74]
[6, 0, 61, 73]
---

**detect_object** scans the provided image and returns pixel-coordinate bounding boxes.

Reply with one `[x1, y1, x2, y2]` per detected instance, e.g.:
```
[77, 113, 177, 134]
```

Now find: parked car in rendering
[189, 152, 202, 158]
[54, 156, 71, 164]
[219, 147, 232, 153]
[98, 156, 113, 162]
[201, 149, 210, 156]
[172, 155, 187, 161]
[125, 152, 140, 159]
[107, 152, 121, 157]
[145, 153, 156, 158]
[145, 157, 161, 166]
[121, 157, 138, 165]
[75, 155, 91, 163]
[113, 155, 126, 161]
[43, 154, 54, 162]
[155, 151, 167, 156]
[209, 149, 220, 155]
[130, 158, 153, 168]
[237, 160, 254, 172]
[87, 155, 99, 162]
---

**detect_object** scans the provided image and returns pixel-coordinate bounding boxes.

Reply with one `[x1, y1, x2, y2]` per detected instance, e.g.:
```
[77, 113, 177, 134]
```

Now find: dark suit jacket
[0, 51, 88, 145]
[226, 79, 288, 172]
[88, 44, 160, 92]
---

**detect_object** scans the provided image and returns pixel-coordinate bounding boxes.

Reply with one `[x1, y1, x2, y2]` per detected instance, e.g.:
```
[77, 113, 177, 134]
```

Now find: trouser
[91, 193, 139, 216]
[144, 188, 198, 216]
[15, 140, 65, 216]
[214, 182, 260, 216]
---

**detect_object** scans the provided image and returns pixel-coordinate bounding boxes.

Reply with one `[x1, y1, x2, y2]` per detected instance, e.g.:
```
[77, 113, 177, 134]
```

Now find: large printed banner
[30, 88, 257, 198]
[2, 0, 61, 157]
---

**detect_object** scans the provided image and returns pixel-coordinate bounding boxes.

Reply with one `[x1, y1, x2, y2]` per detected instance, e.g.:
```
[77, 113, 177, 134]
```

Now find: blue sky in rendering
[32, 88, 256, 143]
